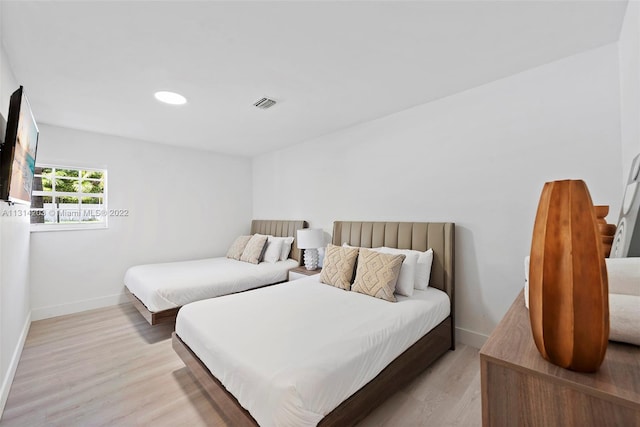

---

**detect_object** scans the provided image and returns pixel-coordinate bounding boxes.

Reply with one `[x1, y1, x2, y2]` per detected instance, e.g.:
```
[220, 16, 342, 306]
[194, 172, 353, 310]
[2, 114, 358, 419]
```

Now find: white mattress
[124, 257, 299, 312]
[175, 276, 450, 427]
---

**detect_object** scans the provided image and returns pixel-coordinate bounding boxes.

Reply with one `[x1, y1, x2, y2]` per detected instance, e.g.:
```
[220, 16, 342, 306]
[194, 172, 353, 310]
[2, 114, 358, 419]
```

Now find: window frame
[30, 163, 108, 232]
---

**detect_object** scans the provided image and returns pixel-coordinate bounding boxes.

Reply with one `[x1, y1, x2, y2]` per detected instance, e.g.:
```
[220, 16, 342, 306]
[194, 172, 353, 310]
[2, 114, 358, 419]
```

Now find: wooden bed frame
[173, 221, 455, 426]
[126, 219, 307, 325]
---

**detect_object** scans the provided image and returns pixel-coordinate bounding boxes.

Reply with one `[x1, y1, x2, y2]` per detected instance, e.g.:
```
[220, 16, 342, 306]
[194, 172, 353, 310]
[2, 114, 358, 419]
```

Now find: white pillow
[375, 247, 418, 297]
[254, 233, 273, 262]
[415, 249, 433, 290]
[380, 247, 433, 290]
[266, 236, 295, 261]
[281, 236, 295, 260]
[262, 239, 284, 263]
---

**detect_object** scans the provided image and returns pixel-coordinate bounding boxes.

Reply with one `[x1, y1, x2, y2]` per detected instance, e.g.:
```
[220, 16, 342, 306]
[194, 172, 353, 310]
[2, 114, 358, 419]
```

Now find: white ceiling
[0, 1, 628, 157]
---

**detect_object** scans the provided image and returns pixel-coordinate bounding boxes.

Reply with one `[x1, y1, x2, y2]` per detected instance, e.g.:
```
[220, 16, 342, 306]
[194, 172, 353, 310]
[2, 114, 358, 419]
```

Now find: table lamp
[296, 228, 324, 270]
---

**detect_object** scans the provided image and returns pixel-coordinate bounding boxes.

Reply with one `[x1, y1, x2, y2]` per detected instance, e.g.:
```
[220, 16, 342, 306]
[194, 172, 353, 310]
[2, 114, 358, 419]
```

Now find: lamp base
[303, 248, 319, 270]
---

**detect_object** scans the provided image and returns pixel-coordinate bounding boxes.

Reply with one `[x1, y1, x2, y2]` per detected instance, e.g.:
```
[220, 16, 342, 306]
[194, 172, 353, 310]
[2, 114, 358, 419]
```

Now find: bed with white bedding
[176, 277, 450, 427]
[125, 257, 299, 311]
[124, 219, 306, 325]
[173, 221, 455, 426]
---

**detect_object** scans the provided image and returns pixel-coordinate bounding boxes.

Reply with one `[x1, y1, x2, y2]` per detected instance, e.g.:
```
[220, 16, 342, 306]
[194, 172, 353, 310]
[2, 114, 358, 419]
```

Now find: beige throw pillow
[240, 234, 269, 264]
[227, 235, 252, 260]
[319, 244, 359, 290]
[352, 249, 405, 302]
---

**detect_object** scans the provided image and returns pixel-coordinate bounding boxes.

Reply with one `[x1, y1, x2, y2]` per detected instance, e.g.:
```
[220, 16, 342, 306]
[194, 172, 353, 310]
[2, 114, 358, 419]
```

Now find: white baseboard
[456, 326, 489, 349]
[0, 311, 31, 418]
[31, 293, 128, 321]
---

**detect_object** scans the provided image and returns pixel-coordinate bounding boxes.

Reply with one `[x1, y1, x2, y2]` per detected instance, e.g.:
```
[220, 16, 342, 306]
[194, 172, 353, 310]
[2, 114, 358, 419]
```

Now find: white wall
[0, 42, 32, 414]
[253, 44, 623, 346]
[29, 124, 252, 319]
[619, 0, 640, 183]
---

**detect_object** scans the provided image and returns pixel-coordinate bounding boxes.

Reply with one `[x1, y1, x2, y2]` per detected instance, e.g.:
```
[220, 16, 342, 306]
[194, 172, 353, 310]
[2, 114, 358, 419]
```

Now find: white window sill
[30, 223, 108, 232]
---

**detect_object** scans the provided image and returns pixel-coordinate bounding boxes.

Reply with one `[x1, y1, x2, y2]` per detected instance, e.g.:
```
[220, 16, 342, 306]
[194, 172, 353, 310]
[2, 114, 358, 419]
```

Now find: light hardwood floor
[1, 303, 481, 426]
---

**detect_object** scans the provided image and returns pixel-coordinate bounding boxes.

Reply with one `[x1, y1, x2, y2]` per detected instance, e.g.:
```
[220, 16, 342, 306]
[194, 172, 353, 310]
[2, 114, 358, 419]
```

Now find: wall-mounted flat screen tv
[0, 86, 39, 205]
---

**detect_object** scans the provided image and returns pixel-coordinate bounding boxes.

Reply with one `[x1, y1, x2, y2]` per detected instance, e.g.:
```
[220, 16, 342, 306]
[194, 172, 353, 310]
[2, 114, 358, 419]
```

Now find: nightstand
[288, 265, 321, 281]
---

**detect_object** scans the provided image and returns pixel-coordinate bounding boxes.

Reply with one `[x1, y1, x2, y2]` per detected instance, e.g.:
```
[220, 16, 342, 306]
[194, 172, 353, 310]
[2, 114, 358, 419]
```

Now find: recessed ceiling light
[154, 91, 187, 105]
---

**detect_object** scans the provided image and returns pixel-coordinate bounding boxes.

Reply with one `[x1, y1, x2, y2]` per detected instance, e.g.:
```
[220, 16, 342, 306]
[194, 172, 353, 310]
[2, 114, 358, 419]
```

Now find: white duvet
[124, 257, 298, 312]
[175, 276, 450, 427]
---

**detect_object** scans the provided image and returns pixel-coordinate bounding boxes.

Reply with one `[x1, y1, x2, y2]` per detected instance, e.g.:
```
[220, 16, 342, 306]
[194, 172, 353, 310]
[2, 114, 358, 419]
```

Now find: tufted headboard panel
[251, 220, 308, 263]
[331, 221, 455, 301]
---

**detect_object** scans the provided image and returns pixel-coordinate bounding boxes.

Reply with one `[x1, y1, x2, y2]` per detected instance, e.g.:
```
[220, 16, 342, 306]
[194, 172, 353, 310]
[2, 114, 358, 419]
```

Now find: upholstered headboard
[251, 220, 308, 263]
[332, 221, 455, 303]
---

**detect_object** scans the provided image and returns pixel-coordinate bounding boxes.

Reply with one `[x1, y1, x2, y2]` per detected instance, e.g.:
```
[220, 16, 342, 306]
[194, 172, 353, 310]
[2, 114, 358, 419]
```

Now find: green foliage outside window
[40, 168, 104, 203]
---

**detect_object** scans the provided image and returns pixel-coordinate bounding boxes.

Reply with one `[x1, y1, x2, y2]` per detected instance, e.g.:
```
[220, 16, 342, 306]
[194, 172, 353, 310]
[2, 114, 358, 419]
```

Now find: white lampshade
[296, 228, 324, 249]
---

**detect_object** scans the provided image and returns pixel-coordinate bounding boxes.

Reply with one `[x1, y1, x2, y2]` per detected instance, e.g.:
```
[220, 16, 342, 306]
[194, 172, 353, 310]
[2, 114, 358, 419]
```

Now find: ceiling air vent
[253, 97, 276, 109]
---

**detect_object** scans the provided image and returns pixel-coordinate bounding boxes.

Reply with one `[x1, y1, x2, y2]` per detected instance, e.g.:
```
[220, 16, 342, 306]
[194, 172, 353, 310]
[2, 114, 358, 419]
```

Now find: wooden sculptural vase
[529, 180, 609, 373]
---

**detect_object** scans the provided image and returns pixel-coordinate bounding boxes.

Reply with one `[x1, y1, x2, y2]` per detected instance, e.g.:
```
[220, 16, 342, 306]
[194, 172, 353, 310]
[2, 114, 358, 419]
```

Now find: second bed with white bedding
[175, 275, 451, 427]
[124, 257, 299, 313]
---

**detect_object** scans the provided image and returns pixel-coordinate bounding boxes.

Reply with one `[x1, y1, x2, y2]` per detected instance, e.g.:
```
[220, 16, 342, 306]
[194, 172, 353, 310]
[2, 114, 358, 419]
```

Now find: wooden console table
[480, 291, 640, 426]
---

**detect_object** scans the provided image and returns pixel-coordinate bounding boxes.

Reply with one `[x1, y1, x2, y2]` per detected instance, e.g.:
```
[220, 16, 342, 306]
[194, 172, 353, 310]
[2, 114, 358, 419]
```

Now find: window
[30, 165, 108, 231]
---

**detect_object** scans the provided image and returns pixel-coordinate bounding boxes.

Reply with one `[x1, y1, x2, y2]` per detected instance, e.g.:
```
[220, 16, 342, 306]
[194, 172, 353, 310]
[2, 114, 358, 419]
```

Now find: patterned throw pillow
[319, 244, 359, 290]
[240, 234, 269, 264]
[226, 235, 252, 260]
[352, 248, 405, 302]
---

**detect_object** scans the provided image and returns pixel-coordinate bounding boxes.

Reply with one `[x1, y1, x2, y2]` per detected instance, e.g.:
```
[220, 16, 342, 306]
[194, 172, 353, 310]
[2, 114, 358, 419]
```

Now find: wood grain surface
[480, 291, 640, 427]
[125, 288, 180, 325]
